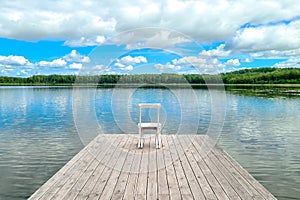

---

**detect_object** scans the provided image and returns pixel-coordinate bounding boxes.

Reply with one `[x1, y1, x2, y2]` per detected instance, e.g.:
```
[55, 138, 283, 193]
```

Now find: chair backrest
[138, 103, 161, 124]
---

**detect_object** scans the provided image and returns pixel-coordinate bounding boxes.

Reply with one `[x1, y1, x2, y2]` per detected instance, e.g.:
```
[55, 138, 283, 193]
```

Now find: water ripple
[0, 87, 299, 200]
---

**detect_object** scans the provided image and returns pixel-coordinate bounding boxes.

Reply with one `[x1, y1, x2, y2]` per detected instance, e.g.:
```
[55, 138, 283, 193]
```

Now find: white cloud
[113, 55, 145, 71]
[69, 63, 82, 69]
[114, 62, 125, 68]
[117, 55, 147, 65]
[113, 62, 134, 71]
[225, 59, 240, 67]
[0, 55, 31, 66]
[20, 69, 28, 75]
[38, 58, 67, 68]
[0, 2, 116, 40]
[155, 56, 228, 74]
[121, 30, 191, 49]
[77, 64, 110, 75]
[93, 64, 109, 72]
[227, 20, 300, 53]
[63, 50, 90, 63]
[199, 44, 231, 58]
[251, 48, 300, 58]
[123, 65, 133, 71]
[154, 62, 181, 72]
[2, 0, 300, 76]
[154, 64, 164, 71]
[64, 36, 107, 47]
[273, 58, 300, 68]
[0, 68, 14, 75]
[243, 58, 253, 63]
[173, 56, 208, 67]
[156, 55, 244, 73]
[1, 0, 300, 45]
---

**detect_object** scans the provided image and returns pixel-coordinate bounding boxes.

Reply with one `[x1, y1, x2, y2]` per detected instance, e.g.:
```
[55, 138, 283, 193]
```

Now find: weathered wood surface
[29, 134, 277, 200]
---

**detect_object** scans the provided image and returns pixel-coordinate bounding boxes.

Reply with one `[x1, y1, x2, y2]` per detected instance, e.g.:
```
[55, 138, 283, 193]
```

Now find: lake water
[0, 86, 299, 200]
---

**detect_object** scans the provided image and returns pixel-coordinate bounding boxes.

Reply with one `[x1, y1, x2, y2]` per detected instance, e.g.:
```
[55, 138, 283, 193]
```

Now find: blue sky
[0, 0, 300, 77]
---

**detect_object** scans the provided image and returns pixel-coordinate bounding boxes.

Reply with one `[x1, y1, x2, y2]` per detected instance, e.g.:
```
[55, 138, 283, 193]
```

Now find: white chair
[138, 103, 161, 149]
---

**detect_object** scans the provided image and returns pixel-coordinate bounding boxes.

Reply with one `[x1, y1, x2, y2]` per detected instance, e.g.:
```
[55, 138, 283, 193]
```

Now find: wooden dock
[29, 134, 276, 200]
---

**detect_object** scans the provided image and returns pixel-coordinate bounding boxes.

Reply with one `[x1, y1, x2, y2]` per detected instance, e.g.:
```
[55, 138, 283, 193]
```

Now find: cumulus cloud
[77, 64, 110, 75]
[19, 69, 28, 76]
[225, 59, 240, 66]
[69, 63, 82, 69]
[273, 58, 300, 68]
[113, 62, 134, 71]
[123, 65, 133, 71]
[63, 50, 90, 63]
[117, 55, 147, 65]
[64, 36, 107, 47]
[154, 64, 164, 71]
[243, 58, 253, 63]
[111, 55, 147, 72]
[154, 63, 181, 72]
[93, 65, 109, 73]
[1, 0, 300, 45]
[2, 0, 300, 75]
[199, 44, 231, 58]
[120, 30, 191, 49]
[0, 55, 31, 66]
[0, 51, 95, 76]
[251, 48, 300, 58]
[38, 58, 67, 68]
[173, 56, 207, 66]
[114, 63, 125, 68]
[155, 56, 229, 74]
[227, 20, 300, 53]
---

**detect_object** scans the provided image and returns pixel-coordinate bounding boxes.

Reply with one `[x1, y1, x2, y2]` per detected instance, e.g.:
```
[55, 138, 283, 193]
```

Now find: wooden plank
[63, 135, 125, 200]
[187, 135, 242, 200]
[122, 136, 143, 200]
[37, 135, 108, 200]
[147, 136, 158, 200]
[174, 135, 206, 200]
[193, 135, 272, 200]
[157, 136, 170, 199]
[166, 135, 193, 199]
[213, 145, 277, 200]
[208, 151, 257, 200]
[59, 156, 100, 200]
[28, 135, 106, 200]
[110, 136, 138, 200]
[135, 136, 151, 200]
[35, 150, 90, 200]
[98, 135, 133, 199]
[86, 135, 129, 199]
[162, 135, 181, 200]
[70, 135, 121, 200]
[29, 134, 276, 200]
[49, 135, 120, 200]
[179, 135, 218, 200]
[187, 135, 230, 200]
[28, 149, 88, 200]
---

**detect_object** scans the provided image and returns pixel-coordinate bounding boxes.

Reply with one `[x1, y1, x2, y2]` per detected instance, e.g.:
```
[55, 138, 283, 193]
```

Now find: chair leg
[138, 139, 143, 148]
[156, 127, 161, 149]
[138, 128, 143, 148]
[138, 127, 141, 148]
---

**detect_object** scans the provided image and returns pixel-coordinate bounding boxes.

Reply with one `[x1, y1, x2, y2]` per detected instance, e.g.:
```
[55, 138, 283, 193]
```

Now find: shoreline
[1, 83, 300, 88]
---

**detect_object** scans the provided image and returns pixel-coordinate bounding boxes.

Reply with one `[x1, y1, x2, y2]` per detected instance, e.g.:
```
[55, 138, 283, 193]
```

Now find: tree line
[0, 68, 300, 85]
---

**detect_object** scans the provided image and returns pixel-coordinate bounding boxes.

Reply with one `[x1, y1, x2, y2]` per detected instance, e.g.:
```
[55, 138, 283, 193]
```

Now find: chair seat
[138, 122, 161, 129]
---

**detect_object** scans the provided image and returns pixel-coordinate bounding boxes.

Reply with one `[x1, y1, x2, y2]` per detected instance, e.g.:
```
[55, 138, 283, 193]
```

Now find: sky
[0, 0, 300, 77]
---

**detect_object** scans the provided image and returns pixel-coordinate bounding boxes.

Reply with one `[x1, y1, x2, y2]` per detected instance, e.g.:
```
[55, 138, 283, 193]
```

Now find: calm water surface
[0, 86, 299, 200]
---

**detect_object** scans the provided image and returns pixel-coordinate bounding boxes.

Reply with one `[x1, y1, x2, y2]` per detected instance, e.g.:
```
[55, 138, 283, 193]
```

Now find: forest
[0, 67, 300, 85]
